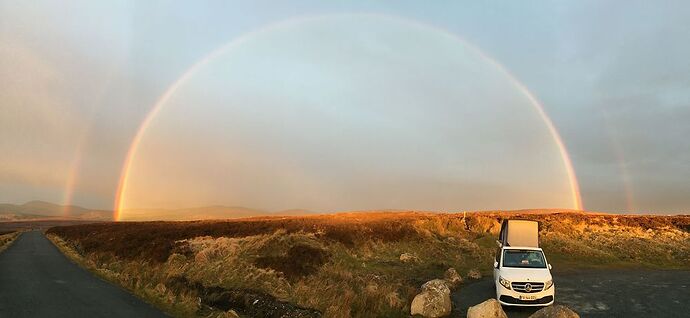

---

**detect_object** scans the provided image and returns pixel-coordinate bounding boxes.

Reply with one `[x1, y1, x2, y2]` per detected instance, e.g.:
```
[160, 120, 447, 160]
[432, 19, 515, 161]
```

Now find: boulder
[410, 279, 452, 317]
[528, 305, 580, 318]
[466, 299, 507, 318]
[467, 269, 482, 280]
[400, 253, 420, 263]
[421, 279, 451, 294]
[443, 268, 463, 288]
[223, 310, 240, 318]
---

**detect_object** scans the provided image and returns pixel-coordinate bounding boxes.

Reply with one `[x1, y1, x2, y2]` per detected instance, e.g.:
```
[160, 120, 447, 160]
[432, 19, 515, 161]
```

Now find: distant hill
[0, 201, 112, 221]
[0, 201, 317, 222]
[120, 206, 316, 221]
[0, 201, 607, 222]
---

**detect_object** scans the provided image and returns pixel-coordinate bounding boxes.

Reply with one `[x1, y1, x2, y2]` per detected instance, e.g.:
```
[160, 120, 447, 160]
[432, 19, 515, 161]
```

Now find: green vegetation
[47, 212, 690, 317]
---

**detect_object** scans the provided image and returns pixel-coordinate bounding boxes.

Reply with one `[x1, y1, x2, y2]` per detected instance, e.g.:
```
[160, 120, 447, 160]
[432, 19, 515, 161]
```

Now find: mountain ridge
[2, 200, 650, 222]
[0, 201, 319, 221]
[0, 201, 112, 221]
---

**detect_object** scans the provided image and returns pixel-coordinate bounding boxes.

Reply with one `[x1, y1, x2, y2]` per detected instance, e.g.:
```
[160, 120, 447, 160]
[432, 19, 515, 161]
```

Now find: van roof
[500, 219, 539, 248]
[502, 246, 543, 251]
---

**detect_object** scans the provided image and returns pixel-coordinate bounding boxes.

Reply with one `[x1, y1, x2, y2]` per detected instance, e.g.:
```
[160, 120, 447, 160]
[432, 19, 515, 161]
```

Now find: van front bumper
[496, 283, 554, 306]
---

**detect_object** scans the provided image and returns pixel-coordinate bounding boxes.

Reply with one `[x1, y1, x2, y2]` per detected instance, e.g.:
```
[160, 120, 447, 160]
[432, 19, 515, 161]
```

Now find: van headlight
[499, 276, 511, 290]
[544, 279, 553, 290]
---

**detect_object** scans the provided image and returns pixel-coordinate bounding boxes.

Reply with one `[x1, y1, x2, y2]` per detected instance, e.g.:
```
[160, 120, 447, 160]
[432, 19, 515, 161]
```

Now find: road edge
[46, 233, 175, 317]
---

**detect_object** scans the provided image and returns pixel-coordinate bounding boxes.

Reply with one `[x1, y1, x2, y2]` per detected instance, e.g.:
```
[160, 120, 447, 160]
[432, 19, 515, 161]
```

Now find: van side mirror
[548, 264, 553, 270]
[494, 261, 499, 269]
[496, 240, 502, 248]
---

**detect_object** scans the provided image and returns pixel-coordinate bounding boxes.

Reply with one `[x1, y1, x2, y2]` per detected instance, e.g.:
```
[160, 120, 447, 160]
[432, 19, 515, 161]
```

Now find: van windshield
[502, 250, 547, 268]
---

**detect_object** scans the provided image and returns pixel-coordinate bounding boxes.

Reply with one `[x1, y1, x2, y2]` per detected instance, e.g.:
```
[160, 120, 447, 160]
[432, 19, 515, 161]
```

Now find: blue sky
[1, 1, 688, 213]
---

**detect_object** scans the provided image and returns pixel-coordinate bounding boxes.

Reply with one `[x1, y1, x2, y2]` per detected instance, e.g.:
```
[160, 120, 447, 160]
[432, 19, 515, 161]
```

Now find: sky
[1, 1, 688, 215]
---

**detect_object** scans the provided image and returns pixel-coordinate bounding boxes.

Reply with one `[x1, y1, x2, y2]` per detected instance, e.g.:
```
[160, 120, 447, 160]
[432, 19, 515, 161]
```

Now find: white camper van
[493, 219, 554, 306]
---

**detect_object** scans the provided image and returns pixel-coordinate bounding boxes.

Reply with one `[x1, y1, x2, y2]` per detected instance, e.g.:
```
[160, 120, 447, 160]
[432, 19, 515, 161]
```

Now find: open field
[47, 211, 690, 317]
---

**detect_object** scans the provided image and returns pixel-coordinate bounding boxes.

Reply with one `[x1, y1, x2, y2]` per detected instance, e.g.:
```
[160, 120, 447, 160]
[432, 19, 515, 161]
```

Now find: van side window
[499, 220, 507, 245]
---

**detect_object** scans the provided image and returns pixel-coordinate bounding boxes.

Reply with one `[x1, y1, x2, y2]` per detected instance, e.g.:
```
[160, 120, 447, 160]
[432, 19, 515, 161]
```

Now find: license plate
[519, 295, 537, 301]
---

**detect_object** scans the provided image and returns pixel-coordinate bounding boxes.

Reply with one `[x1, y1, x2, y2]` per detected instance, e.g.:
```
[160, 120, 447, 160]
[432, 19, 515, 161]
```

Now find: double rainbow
[113, 14, 583, 220]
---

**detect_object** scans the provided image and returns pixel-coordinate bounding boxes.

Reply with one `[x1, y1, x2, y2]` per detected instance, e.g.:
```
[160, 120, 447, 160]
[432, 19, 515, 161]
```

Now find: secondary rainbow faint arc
[114, 13, 583, 221]
[61, 65, 119, 216]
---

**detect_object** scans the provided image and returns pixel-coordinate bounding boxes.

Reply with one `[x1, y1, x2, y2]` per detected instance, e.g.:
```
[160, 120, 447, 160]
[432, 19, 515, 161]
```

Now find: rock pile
[466, 299, 507, 318]
[443, 267, 463, 288]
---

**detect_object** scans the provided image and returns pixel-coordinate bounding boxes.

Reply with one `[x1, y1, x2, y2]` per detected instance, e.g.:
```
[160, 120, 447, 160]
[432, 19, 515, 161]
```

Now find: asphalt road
[0, 231, 167, 318]
[453, 268, 690, 318]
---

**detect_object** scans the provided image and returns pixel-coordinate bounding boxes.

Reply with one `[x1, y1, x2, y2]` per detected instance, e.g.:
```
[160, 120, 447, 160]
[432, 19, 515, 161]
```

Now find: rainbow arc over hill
[112, 14, 583, 220]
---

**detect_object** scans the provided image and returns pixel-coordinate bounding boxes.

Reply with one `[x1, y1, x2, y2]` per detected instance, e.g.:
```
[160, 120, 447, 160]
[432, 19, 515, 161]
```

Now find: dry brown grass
[254, 243, 330, 280]
[47, 211, 690, 317]
[0, 231, 19, 253]
[47, 213, 421, 262]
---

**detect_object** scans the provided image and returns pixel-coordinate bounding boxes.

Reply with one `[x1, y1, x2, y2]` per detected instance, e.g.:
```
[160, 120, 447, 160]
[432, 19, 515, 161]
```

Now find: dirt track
[452, 269, 690, 317]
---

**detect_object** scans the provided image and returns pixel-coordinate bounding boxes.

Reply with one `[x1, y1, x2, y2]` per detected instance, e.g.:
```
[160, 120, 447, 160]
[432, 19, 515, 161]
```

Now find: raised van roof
[500, 219, 539, 248]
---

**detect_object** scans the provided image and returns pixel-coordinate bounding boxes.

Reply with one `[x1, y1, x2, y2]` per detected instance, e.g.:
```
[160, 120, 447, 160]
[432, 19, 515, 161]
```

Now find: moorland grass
[47, 212, 690, 317]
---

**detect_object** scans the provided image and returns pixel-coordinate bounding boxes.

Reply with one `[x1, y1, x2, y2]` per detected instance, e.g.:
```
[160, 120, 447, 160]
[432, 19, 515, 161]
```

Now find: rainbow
[114, 13, 583, 220]
[61, 64, 118, 216]
[61, 152, 81, 217]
